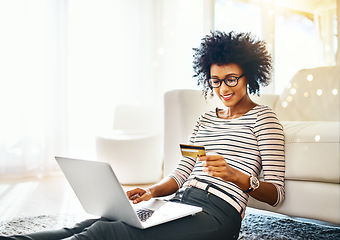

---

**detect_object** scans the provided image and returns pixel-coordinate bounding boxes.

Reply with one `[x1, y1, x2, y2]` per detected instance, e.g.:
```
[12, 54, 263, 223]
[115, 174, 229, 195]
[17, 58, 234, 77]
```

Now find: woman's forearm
[232, 169, 278, 206]
[248, 181, 278, 206]
[199, 155, 279, 206]
[148, 176, 179, 198]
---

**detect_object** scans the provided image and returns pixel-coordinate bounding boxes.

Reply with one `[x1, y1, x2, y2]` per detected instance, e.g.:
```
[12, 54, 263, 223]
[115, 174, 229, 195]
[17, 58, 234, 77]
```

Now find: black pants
[1, 187, 242, 240]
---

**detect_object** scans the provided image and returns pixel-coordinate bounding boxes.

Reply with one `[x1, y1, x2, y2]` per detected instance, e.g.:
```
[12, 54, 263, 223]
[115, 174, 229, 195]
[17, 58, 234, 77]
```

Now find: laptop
[55, 156, 202, 229]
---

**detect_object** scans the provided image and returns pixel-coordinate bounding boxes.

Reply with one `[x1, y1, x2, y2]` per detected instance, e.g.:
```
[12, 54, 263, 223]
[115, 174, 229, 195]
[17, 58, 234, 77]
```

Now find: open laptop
[55, 156, 202, 229]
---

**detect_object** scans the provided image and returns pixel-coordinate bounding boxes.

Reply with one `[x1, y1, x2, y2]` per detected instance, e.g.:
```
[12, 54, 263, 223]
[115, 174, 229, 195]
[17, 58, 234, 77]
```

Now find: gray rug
[238, 213, 340, 240]
[0, 214, 87, 235]
[0, 212, 339, 239]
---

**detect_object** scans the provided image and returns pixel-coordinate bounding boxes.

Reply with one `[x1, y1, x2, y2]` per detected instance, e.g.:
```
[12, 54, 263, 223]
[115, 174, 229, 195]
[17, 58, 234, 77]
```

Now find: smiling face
[210, 63, 250, 109]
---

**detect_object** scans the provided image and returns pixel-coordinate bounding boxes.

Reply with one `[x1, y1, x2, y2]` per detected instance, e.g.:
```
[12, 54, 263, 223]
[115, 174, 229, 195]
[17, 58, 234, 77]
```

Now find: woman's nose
[219, 81, 230, 92]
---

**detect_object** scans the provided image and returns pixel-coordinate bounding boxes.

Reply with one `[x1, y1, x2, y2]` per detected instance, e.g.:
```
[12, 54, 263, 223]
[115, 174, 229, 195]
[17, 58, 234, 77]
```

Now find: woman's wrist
[229, 168, 250, 191]
[145, 188, 152, 197]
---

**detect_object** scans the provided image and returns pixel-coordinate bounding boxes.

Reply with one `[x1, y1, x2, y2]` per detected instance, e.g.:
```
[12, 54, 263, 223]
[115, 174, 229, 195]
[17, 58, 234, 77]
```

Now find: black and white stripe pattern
[170, 105, 285, 215]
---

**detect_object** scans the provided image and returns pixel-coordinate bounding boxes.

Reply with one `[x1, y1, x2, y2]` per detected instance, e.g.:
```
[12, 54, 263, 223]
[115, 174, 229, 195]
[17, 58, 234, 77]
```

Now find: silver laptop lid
[55, 156, 142, 228]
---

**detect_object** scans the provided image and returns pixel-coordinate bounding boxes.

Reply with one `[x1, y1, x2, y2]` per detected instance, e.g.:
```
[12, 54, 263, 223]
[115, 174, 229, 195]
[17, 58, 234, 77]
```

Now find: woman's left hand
[197, 155, 237, 182]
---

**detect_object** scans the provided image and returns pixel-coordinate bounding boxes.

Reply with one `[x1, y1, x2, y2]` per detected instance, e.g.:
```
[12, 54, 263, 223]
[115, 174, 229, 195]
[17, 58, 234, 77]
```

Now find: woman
[2, 31, 285, 240]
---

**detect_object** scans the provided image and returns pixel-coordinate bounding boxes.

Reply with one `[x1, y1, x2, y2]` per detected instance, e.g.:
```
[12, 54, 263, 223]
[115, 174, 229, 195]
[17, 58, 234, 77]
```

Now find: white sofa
[163, 65, 340, 224]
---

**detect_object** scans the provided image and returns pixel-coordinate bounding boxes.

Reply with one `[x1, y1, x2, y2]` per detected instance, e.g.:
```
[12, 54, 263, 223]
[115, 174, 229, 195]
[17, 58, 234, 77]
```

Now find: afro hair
[192, 31, 272, 98]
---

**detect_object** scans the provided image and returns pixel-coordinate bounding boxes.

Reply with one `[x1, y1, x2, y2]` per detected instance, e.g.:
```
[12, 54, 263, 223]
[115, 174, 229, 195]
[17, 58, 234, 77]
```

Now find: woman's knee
[67, 218, 100, 234]
[86, 220, 134, 240]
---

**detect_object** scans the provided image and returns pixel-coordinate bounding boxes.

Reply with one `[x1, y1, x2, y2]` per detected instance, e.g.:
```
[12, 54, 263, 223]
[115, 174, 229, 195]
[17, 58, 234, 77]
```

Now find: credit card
[180, 144, 206, 158]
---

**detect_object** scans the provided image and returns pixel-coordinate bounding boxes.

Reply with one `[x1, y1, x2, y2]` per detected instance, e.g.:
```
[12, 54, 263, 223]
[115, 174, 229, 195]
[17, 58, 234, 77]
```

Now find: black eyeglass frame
[208, 74, 245, 88]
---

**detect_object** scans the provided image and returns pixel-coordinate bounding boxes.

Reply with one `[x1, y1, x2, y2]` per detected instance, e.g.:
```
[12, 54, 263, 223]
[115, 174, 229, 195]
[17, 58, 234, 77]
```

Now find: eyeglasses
[208, 74, 244, 88]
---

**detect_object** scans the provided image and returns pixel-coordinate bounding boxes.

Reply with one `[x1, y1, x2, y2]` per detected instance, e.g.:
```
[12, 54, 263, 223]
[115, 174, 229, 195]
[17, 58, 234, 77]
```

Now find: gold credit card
[180, 144, 206, 158]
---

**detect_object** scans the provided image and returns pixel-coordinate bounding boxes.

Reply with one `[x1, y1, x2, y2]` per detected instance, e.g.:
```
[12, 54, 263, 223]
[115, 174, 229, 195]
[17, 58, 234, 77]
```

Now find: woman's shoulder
[251, 105, 281, 124]
[253, 104, 274, 111]
[252, 104, 277, 116]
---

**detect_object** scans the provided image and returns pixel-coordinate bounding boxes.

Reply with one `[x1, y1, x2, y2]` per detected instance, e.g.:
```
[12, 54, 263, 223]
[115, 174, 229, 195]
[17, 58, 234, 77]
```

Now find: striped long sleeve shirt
[170, 105, 285, 218]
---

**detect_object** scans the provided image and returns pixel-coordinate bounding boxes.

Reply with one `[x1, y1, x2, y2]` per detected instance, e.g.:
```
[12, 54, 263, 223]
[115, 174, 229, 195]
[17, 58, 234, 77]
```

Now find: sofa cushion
[274, 65, 340, 122]
[283, 121, 340, 183]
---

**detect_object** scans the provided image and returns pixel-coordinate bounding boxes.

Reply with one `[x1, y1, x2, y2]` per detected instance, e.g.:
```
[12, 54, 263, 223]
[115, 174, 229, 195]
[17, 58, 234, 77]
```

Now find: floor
[0, 175, 79, 221]
[0, 174, 151, 222]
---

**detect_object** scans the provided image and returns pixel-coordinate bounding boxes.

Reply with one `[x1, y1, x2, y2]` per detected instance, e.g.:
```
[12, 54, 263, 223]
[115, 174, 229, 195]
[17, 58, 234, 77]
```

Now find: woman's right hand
[126, 177, 179, 204]
[126, 187, 152, 204]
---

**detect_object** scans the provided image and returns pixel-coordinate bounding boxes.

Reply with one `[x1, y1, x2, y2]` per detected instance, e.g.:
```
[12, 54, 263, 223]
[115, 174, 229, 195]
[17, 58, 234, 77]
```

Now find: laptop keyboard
[136, 208, 154, 222]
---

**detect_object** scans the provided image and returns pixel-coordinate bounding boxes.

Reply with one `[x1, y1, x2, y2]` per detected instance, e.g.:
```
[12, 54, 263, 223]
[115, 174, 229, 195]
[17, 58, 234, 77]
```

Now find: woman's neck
[218, 95, 257, 119]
